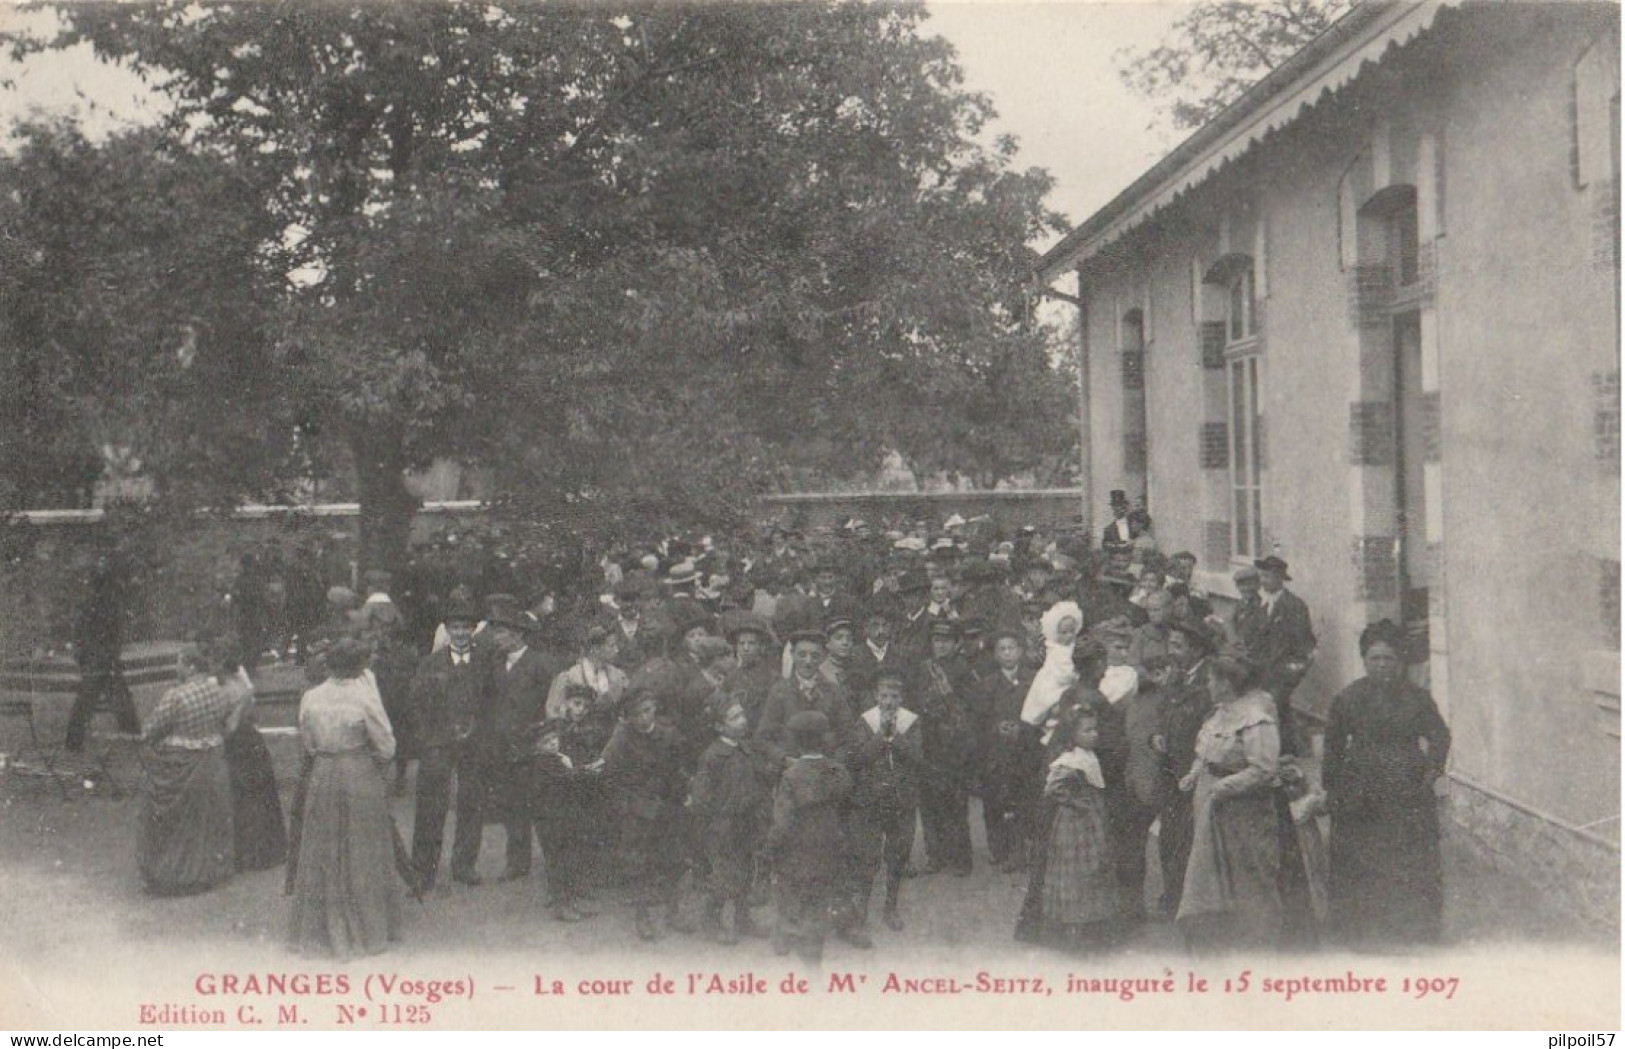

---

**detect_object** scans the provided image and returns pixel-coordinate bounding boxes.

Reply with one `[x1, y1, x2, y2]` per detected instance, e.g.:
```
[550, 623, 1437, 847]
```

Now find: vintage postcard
[0, 0, 1618, 1032]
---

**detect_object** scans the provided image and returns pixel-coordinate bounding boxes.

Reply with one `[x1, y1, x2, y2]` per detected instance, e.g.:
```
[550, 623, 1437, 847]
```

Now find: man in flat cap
[754, 630, 856, 764]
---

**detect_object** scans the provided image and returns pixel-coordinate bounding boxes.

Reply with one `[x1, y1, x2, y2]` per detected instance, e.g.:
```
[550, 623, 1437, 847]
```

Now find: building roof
[1038, 0, 1456, 283]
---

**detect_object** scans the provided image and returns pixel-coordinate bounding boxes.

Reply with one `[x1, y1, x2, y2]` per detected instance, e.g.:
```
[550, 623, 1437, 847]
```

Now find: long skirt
[138, 745, 236, 896]
[1016, 789, 1120, 948]
[287, 751, 401, 959]
[1176, 776, 1282, 952]
[1329, 801, 1443, 946]
[226, 718, 287, 872]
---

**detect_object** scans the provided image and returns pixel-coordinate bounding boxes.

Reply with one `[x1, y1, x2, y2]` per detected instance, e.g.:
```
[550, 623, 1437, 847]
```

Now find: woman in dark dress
[1322, 619, 1451, 948]
[219, 656, 288, 873]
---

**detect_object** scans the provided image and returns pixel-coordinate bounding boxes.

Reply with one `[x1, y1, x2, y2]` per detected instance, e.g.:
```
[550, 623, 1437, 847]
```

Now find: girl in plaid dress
[1015, 705, 1121, 951]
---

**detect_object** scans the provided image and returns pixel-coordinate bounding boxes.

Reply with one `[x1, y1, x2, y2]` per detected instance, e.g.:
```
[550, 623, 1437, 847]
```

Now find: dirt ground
[0, 678, 1616, 1029]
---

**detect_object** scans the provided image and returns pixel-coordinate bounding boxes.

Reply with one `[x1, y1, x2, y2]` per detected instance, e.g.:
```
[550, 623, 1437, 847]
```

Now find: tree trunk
[349, 425, 418, 580]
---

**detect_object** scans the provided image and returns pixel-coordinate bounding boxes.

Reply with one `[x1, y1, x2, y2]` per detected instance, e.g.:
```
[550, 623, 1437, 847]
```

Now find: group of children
[496, 612, 1209, 965]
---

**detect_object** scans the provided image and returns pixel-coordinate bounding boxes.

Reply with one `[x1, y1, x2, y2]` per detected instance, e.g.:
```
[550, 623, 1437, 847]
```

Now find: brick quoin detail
[1349, 401, 1396, 466]
[1601, 557, 1621, 650]
[1594, 370, 1620, 467]
[1593, 176, 1620, 270]
[1421, 391, 1442, 463]
[1122, 431, 1147, 475]
[1200, 422, 1229, 469]
[1352, 535, 1399, 603]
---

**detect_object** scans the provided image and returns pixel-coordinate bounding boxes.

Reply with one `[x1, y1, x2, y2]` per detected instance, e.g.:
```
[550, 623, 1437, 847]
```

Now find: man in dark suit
[1101, 489, 1142, 551]
[846, 600, 902, 702]
[972, 627, 1036, 871]
[754, 631, 855, 764]
[1251, 555, 1316, 755]
[409, 595, 491, 890]
[65, 555, 140, 752]
[460, 610, 555, 882]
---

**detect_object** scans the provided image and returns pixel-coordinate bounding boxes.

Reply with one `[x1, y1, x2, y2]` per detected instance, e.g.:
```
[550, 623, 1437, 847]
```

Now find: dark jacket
[766, 754, 852, 884]
[482, 646, 555, 762]
[601, 719, 687, 821]
[842, 706, 923, 813]
[755, 675, 855, 763]
[689, 737, 777, 843]
[408, 645, 491, 751]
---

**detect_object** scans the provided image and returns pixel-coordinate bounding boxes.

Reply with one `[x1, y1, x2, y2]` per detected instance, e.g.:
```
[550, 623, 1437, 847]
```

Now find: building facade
[1040, 1, 1620, 926]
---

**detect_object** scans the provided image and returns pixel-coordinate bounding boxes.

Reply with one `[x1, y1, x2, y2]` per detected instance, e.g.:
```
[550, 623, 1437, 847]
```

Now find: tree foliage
[7, 2, 1075, 565]
[1116, 0, 1355, 131]
[0, 119, 289, 512]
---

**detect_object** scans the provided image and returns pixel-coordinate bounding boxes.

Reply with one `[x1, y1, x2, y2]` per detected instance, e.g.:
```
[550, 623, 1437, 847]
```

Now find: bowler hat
[786, 629, 828, 648]
[929, 619, 961, 640]
[1254, 556, 1292, 580]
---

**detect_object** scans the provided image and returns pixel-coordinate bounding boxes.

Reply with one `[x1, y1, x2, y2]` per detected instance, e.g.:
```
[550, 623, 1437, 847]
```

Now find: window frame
[1224, 262, 1263, 562]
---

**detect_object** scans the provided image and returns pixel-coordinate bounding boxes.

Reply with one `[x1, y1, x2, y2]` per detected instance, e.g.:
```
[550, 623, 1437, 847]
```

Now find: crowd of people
[131, 489, 1452, 963]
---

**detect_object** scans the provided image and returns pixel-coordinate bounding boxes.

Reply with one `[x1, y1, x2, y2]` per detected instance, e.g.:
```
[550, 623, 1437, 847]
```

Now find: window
[1228, 354, 1263, 559]
[1227, 268, 1255, 343]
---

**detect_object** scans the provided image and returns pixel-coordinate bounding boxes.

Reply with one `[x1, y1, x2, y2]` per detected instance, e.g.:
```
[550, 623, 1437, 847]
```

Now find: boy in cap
[819, 610, 859, 692]
[842, 670, 922, 933]
[754, 630, 854, 765]
[766, 710, 854, 964]
[974, 626, 1039, 872]
[525, 718, 602, 922]
[602, 687, 692, 940]
[688, 697, 778, 943]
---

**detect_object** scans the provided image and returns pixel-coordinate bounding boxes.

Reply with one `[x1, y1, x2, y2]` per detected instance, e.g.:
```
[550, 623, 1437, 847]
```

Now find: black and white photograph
[0, 0, 1617, 1032]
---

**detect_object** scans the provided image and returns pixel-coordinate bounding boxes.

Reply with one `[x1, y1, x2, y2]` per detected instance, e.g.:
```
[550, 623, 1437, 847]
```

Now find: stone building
[1039, 1, 1620, 925]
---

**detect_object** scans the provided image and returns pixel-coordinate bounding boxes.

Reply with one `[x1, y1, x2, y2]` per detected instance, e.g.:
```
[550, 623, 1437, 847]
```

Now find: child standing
[1015, 705, 1122, 952]
[688, 699, 778, 944]
[975, 628, 1038, 872]
[559, 683, 615, 890]
[766, 711, 852, 965]
[525, 719, 601, 923]
[843, 669, 922, 934]
[602, 687, 692, 940]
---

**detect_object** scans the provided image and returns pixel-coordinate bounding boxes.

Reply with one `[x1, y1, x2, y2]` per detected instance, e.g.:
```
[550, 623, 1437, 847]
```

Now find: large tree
[10, 2, 1073, 567]
[1117, 0, 1355, 131]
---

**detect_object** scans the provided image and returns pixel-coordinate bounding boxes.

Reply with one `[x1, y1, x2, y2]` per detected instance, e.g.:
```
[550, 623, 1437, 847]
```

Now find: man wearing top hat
[1250, 555, 1316, 755]
[1101, 489, 1143, 550]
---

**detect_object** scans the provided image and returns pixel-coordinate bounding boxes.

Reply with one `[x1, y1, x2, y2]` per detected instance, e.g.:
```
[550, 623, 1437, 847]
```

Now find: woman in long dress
[1175, 649, 1283, 953]
[221, 662, 288, 872]
[138, 648, 239, 896]
[1323, 619, 1451, 947]
[287, 637, 401, 958]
